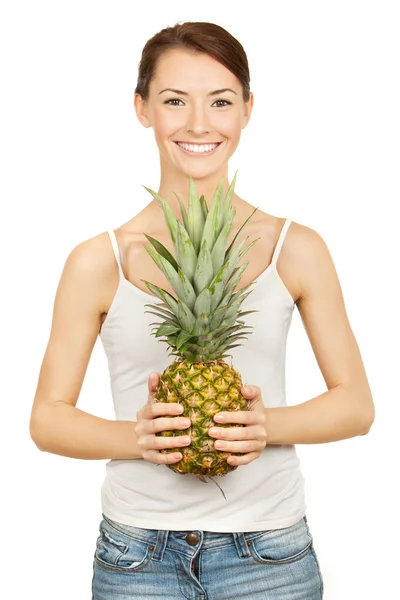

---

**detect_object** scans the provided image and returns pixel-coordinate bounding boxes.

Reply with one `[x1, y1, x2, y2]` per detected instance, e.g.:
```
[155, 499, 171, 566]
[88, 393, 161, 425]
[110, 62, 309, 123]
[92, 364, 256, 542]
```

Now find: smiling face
[134, 48, 253, 182]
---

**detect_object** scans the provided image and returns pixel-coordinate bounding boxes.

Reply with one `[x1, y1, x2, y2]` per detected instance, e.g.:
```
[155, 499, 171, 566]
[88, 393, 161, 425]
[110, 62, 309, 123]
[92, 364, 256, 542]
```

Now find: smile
[175, 142, 221, 155]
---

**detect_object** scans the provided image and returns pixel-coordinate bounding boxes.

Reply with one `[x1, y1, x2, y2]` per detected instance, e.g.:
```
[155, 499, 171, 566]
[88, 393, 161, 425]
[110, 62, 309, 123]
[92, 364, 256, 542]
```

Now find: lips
[174, 141, 222, 155]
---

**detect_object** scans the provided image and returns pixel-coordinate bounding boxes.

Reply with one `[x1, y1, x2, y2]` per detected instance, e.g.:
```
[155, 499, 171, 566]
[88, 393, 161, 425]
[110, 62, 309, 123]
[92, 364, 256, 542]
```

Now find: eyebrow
[158, 88, 237, 96]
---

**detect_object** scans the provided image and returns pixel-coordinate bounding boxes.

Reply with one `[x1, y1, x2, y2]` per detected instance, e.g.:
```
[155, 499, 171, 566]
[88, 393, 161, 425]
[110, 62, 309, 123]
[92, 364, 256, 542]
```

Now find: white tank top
[99, 218, 306, 532]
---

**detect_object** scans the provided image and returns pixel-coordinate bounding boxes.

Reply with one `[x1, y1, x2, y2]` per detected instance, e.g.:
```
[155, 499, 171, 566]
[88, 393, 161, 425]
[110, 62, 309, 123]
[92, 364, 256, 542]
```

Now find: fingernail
[243, 386, 252, 394]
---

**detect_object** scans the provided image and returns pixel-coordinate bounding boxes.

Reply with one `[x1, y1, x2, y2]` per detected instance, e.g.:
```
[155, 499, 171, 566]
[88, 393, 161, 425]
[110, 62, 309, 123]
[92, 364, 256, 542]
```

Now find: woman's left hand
[208, 385, 267, 466]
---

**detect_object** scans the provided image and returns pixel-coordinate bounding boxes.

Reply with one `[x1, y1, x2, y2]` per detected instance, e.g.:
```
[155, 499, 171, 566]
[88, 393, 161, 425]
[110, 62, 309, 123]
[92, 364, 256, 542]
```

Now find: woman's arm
[265, 223, 375, 445]
[29, 234, 141, 460]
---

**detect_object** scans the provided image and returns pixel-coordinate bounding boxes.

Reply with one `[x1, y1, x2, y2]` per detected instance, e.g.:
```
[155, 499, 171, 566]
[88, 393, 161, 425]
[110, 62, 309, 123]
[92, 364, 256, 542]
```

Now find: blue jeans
[92, 514, 324, 599]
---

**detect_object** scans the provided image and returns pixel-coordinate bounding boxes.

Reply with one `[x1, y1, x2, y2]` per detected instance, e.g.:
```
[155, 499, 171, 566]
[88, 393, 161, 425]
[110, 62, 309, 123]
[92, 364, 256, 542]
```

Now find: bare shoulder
[284, 220, 339, 302]
[62, 231, 119, 314]
[30, 231, 119, 416]
[267, 218, 331, 305]
[286, 220, 373, 410]
[244, 208, 313, 305]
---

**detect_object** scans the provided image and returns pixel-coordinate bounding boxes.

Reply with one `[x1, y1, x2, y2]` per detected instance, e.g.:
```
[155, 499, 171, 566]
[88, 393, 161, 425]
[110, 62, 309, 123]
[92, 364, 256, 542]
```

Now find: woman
[29, 21, 374, 599]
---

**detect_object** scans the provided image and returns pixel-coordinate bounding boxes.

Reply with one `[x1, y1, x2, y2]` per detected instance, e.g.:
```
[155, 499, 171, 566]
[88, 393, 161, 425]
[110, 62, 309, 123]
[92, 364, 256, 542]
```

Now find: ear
[241, 91, 254, 129]
[134, 93, 151, 128]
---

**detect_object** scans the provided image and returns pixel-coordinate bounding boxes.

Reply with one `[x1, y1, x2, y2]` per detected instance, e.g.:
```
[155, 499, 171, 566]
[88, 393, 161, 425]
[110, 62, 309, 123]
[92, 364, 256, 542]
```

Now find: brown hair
[134, 22, 251, 102]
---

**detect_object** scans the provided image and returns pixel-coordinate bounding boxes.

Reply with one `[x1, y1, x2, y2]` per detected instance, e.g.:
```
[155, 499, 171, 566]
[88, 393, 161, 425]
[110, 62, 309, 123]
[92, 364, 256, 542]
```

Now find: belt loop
[152, 529, 169, 562]
[233, 532, 251, 558]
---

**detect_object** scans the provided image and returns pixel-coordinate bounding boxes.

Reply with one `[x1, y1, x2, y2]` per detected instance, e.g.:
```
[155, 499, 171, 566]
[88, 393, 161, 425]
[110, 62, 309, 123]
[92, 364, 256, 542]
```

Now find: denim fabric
[92, 514, 324, 599]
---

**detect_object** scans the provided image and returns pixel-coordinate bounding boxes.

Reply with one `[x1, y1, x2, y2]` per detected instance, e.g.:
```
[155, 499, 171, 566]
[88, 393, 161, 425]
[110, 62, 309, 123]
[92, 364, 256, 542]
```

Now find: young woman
[29, 21, 375, 599]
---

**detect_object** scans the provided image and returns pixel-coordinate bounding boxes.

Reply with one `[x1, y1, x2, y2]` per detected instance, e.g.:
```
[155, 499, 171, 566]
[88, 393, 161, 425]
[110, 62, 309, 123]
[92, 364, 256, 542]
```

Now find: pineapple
[142, 172, 260, 484]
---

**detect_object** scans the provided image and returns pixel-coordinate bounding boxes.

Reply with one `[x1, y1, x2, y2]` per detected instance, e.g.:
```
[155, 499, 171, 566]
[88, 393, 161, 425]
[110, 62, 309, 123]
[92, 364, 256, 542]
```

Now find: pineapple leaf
[148, 318, 179, 329]
[175, 219, 197, 281]
[223, 237, 261, 290]
[143, 234, 179, 271]
[222, 343, 244, 351]
[229, 283, 254, 303]
[193, 286, 211, 318]
[177, 298, 196, 332]
[224, 291, 254, 320]
[207, 258, 237, 312]
[154, 324, 181, 337]
[225, 205, 259, 262]
[176, 330, 196, 349]
[145, 311, 179, 325]
[220, 333, 249, 346]
[143, 186, 178, 247]
[223, 263, 249, 298]
[178, 344, 191, 353]
[210, 210, 236, 275]
[219, 351, 240, 360]
[206, 235, 253, 312]
[187, 177, 205, 254]
[208, 304, 230, 330]
[217, 327, 253, 346]
[211, 322, 249, 339]
[141, 281, 180, 316]
[200, 178, 224, 253]
[219, 313, 242, 330]
[193, 312, 209, 336]
[193, 239, 214, 295]
[144, 305, 178, 321]
[144, 245, 197, 311]
[199, 194, 208, 220]
[222, 171, 238, 222]
[142, 173, 260, 364]
[236, 309, 259, 319]
[173, 191, 190, 233]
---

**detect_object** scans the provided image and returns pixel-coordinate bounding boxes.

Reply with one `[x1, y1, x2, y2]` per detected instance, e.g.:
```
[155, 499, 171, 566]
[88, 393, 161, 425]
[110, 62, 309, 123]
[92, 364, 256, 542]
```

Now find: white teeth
[177, 142, 219, 153]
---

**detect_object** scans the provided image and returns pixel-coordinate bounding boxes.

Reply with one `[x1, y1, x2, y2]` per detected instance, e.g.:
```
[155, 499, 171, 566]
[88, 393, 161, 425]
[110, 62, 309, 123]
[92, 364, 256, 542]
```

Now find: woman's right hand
[134, 372, 191, 464]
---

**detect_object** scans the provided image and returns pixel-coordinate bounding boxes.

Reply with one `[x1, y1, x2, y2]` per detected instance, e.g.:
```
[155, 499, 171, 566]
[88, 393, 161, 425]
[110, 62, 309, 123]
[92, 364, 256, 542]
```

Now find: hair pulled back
[135, 22, 251, 102]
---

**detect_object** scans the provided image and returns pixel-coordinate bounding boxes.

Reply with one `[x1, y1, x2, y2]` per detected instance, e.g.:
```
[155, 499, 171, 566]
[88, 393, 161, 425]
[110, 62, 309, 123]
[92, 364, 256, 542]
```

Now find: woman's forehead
[152, 49, 239, 90]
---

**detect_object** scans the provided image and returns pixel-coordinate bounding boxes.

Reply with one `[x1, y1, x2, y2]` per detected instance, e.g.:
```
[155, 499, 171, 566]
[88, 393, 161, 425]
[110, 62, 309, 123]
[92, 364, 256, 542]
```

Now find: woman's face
[135, 48, 253, 180]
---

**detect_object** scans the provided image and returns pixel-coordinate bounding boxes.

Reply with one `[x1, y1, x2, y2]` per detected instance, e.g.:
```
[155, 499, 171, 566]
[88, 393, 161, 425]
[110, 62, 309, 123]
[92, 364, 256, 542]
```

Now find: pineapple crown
[141, 172, 260, 363]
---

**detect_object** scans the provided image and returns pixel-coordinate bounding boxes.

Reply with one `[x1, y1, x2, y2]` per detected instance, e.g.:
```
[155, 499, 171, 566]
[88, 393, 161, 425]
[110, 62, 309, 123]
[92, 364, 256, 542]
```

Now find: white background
[1, 1, 399, 598]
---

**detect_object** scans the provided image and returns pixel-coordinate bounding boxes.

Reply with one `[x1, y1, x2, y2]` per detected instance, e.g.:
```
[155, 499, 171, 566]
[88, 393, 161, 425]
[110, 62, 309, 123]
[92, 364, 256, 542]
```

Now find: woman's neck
[156, 170, 233, 215]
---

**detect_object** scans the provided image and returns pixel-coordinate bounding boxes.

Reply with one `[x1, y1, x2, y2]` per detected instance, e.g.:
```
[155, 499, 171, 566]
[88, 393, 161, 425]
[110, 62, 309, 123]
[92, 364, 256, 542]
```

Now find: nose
[185, 104, 210, 136]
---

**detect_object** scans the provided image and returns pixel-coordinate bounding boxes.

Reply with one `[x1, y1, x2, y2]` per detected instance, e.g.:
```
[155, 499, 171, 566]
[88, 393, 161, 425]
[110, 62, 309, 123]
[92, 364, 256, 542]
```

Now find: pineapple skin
[156, 358, 248, 476]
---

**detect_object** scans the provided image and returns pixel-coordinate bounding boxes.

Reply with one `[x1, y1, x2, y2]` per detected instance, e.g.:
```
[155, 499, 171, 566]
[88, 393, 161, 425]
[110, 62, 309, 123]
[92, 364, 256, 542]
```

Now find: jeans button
[185, 532, 199, 546]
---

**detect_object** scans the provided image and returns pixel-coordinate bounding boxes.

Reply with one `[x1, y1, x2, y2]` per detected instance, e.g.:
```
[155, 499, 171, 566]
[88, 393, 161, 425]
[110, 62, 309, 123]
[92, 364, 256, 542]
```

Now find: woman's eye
[164, 98, 232, 107]
[213, 99, 232, 107]
[164, 98, 184, 106]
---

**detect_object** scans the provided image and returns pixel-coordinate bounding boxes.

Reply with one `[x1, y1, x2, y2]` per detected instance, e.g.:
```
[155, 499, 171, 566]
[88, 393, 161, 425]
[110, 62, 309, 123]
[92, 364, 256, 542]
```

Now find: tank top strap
[107, 229, 124, 276]
[271, 218, 292, 268]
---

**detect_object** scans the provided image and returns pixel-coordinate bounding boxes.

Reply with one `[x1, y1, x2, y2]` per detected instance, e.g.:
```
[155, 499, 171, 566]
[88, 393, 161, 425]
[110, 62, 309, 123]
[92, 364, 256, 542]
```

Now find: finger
[143, 450, 184, 465]
[213, 439, 262, 454]
[148, 372, 160, 392]
[209, 424, 263, 440]
[213, 411, 261, 426]
[150, 432, 192, 450]
[137, 402, 183, 421]
[241, 384, 261, 399]
[147, 372, 161, 404]
[149, 415, 191, 435]
[227, 451, 261, 466]
[209, 425, 251, 440]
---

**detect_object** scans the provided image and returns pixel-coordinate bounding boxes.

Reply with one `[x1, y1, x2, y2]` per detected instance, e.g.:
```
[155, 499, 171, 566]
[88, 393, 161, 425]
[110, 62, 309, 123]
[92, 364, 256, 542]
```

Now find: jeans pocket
[94, 520, 154, 572]
[246, 517, 313, 565]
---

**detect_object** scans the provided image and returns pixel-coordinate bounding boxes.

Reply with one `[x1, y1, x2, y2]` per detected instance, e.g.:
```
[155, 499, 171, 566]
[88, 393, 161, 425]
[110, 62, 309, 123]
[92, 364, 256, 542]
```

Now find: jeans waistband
[100, 513, 282, 559]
